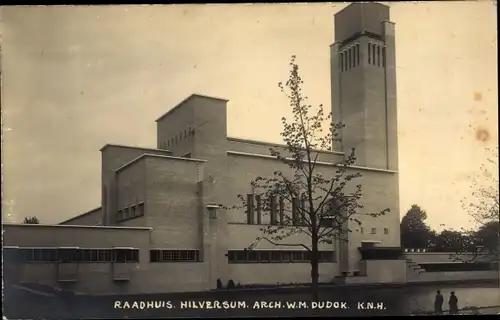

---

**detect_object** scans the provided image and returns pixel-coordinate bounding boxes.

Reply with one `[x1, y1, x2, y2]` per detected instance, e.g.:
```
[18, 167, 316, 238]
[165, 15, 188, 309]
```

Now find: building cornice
[227, 150, 398, 174]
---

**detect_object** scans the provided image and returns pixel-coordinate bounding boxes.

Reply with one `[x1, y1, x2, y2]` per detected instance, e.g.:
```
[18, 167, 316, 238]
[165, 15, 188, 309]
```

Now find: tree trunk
[310, 248, 320, 302]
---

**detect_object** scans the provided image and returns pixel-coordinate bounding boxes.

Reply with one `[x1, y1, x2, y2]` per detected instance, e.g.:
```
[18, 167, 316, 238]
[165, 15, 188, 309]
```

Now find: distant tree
[459, 147, 499, 262]
[433, 229, 471, 252]
[22, 216, 40, 224]
[400, 205, 435, 249]
[231, 56, 389, 302]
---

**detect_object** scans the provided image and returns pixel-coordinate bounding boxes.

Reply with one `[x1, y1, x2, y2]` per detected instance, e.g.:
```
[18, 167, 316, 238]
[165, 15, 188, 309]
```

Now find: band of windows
[117, 202, 145, 222]
[368, 42, 386, 67]
[227, 250, 336, 263]
[339, 43, 360, 72]
[246, 194, 343, 227]
[164, 127, 195, 149]
[10, 247, 139, 263]
[149, 250, 201, 262]
[339, 42, 386, 71]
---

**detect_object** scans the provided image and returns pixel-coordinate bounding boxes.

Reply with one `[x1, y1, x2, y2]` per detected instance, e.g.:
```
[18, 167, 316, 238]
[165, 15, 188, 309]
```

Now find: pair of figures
[434, 290, 459, 315]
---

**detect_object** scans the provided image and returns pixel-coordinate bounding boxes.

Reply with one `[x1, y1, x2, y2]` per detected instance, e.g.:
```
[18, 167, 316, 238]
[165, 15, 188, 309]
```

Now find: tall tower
[331, 3, 398, 171]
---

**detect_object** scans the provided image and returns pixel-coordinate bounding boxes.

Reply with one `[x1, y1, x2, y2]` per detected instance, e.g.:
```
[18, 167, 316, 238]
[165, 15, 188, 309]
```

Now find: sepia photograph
[1, 1, 498, 318]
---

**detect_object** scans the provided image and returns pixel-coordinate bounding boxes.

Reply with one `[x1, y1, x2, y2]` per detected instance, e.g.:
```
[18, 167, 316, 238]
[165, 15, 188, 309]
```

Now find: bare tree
[232, 56, 389, 301]
[459, 147, 499, 262]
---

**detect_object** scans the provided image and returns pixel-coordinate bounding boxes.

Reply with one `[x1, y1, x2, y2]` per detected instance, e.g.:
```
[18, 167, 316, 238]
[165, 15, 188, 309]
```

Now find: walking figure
[434, 290, 444, 315]
[449, 291, 459, 315]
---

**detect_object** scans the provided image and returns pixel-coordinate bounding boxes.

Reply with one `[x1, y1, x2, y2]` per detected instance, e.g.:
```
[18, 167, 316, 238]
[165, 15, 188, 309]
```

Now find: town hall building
[3, 3, 405, 295]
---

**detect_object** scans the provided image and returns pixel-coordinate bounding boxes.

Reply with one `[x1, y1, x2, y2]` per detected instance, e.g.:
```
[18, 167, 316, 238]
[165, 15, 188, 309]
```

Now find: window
[98, 249, 112, 262]
[117, 203, 144, 222]
[368, 43, 371, 64]
[360, 227, 364, 234]
[269, 251, 281, 262]
[60, 248, 80, 263]
[227, 250, 336, 263]
[377, 45, 381, 66]
[371, 228, 377, 234]
[137, 203, 144, 216]
[114, 249, 139, 263]
[246, 194, 255, 225]
[339, 52, 344, 71]
[347, 49, 351, 70]
[18, 248, 137, 263]
[150, 250, 161, 262]
[81, 249, 95, 262]
[384, 228, 389, 235]
[382, 47, 386, 67]
[359, 247, 402, 260]
[281, 251, 292, 262]
[149, 250, 200, 262]
[356, 43, 360, 65]
[41, 249, 59, 262]
[350, 48, 354, 69]
[371, 44, 376, 66]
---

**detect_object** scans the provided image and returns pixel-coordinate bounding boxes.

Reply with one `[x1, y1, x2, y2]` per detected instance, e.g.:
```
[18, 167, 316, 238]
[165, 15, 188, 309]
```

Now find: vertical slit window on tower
[382, 47, 386, 67]
[356, 44, 360, 65]
[352, 46, 356, 67]
[377, 45, 381, 66]
[347, 50, 350, 70]
[340, 52, 343, 72]
[368, 43, 371, 64]
[372, 44, 376, 66]
[350, 48, 353, 69]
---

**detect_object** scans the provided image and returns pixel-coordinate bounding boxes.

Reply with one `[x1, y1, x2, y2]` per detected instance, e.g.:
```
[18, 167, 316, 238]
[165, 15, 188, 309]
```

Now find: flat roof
[59, 207, 102, 225]
[227, 136, 345, 156]
[3, 223, 152, 231]
[99, 144, 172, 154]
[226, 150, 398, 174]
[115, 153, 207, 173]
[334, 2, 389, 17]
[155, 93, 229, 123]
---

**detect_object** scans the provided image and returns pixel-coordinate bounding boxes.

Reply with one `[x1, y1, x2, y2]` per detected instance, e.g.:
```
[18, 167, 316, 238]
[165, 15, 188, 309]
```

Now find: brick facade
[3, 3, 405, 295]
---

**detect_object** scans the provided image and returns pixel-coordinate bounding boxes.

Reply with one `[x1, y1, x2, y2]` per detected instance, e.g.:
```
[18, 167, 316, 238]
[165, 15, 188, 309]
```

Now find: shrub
[216, 279, 223, 290]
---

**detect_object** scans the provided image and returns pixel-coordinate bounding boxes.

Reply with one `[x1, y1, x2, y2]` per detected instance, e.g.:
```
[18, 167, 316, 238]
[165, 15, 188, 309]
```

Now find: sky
[1, 2, 498, 230]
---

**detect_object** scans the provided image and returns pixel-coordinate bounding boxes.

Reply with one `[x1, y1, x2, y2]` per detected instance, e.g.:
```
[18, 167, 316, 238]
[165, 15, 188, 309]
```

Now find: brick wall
[59, 208, 102, 226]
[3, 224, 209, 295]
[144, 156, 205, 249]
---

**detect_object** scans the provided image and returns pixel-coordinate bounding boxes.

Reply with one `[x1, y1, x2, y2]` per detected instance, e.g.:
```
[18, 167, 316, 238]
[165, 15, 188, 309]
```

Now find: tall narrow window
[382, 47, 386, 67]
[340, 52, 343, 72]
[292, 197, 299, 225]
[356, 44, 360, 65]
[377, 45, 381, 66]
[270, 195, 277, 225]
[372, 44, 376, 66]
[347, 50, 351, 70]
[279, 197, 284, 225]
[350, 48, 354, 69]
[344, 53, 347, 71]
[368, 43, 371, 64]
[255, 194, 262, 224]
[246, 194, 255, 224]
